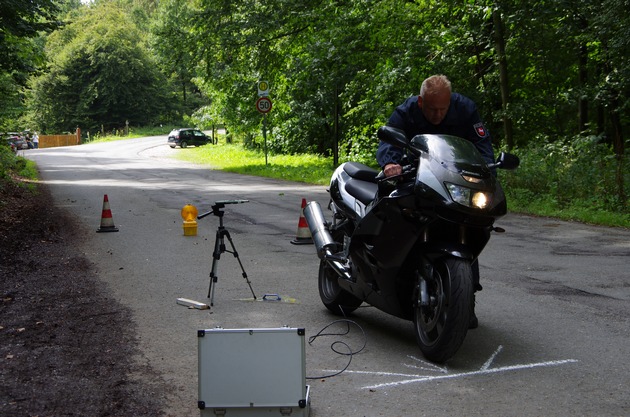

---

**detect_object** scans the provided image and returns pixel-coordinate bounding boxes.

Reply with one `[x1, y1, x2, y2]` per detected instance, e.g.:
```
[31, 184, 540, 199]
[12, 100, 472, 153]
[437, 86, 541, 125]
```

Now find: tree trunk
[578, 43, 588, 133]
[610, 97, 626, 207]
[492, 4, 514, 149]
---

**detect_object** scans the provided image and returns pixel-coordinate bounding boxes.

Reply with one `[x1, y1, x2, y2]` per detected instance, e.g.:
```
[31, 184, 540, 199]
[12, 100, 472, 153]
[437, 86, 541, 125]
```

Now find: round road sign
[256, 97, 272, 113]
[258, 81, 269, 96]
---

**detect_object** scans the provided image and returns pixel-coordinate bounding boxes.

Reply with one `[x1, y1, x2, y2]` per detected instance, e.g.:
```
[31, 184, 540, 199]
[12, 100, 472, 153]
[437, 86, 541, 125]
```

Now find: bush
[0, 145, 38, 183]
[500, 134, 629, 226]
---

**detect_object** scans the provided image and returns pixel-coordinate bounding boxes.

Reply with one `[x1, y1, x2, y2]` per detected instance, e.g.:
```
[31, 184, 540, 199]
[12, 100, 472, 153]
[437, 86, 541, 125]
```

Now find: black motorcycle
[304, 126, 519, 362]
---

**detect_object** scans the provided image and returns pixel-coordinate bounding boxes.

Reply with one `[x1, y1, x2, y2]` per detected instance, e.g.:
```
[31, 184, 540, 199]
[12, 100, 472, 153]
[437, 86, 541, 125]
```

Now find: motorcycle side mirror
[377, 126, 407, 147]
[491, 152, 520, 170]
[377, 126, 425, 156]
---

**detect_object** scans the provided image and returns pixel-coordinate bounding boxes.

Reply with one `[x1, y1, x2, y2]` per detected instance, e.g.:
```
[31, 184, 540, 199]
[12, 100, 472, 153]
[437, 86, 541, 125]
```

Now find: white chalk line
[321, 369, 433, 378]
[360, 358, 578, 389]
[320, 344, 578, 391]
[480, 344, 504, 371]
[405, 355, 448, 373]
[403, 363, 448, 373]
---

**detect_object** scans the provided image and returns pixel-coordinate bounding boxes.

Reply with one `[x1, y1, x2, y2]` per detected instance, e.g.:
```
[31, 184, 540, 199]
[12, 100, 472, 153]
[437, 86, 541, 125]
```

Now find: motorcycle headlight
[445, 182, 491, 209]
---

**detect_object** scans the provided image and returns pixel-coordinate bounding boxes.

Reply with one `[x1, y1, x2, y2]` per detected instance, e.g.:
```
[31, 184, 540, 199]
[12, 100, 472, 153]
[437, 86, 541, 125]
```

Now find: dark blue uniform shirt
[377, 93, 495, 167]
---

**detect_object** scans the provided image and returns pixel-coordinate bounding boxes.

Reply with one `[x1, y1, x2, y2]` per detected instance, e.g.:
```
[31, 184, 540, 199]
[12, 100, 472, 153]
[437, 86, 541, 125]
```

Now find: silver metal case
[198, 327, 310, 416]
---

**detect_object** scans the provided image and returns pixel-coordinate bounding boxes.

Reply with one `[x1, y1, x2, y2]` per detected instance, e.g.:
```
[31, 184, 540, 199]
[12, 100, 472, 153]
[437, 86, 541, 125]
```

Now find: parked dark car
[7, 133, 28, 150]
[167, 128, 212, 148]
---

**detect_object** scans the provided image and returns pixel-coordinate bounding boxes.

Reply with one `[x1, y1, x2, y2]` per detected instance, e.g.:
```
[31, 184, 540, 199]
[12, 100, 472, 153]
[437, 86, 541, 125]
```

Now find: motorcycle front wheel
[413, 257, 473, 363]
[318, 259, 362, 316]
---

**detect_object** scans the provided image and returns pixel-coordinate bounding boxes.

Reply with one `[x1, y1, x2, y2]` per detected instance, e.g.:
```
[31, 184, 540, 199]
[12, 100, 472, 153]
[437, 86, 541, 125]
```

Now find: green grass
[175, 142, 335, 185]
[0, 146, 38, 182]
[18, 159, 38, 180]
[0, 147, 38, 195]
[505, 191, 629, 228]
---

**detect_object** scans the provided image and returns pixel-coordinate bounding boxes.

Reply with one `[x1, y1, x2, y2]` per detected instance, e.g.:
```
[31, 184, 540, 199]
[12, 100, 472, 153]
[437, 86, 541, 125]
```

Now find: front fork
[416, 262, 437, 308]
[418, 263, 433, 307]
[416, 222, 496, 302]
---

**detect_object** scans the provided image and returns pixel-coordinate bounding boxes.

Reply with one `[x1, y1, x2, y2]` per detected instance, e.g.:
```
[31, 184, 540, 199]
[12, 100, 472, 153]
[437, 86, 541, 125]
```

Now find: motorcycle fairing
[340, 189, 422, 318]
[412, 134, 507, 220]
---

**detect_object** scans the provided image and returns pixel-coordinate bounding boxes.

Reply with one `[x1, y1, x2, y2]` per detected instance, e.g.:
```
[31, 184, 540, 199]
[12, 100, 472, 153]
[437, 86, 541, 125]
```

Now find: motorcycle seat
[345, 178, 378, 206]
[343, 162, 379, 182]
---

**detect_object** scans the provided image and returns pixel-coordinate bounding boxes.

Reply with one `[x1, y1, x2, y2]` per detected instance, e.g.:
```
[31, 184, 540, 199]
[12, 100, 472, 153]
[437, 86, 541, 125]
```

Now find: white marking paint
[480, 344, 504, 371]
[361, 358, 578, 389]
[321, 345, 578, 390]
[405, 355, 448, 373]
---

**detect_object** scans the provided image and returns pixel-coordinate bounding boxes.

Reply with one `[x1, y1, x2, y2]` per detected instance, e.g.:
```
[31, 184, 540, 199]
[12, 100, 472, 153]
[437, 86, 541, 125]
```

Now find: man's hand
[383, 163, 403, 177]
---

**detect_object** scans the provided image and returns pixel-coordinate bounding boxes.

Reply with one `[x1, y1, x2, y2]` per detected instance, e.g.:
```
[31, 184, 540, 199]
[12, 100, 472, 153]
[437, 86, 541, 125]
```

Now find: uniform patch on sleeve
[474, 122, 488, 138]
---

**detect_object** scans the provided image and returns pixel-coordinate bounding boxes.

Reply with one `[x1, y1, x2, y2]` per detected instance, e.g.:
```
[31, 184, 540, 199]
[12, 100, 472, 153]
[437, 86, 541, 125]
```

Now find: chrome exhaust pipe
[304, 201, 353, 281]
[303, 201, 336, 259]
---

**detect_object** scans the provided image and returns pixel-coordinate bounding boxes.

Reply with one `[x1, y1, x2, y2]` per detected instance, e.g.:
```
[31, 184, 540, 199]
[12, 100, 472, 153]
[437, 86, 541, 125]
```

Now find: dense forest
[1, 0, 628, 216]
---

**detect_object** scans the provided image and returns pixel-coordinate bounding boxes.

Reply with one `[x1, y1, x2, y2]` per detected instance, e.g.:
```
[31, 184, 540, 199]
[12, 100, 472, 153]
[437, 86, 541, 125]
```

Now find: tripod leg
[223, 230, 257, 300]
[208, 228, 223, 305]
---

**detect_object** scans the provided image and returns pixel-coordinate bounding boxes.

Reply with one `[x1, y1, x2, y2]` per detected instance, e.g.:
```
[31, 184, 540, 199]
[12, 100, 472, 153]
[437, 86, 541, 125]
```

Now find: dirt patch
[0, 180, 167, 416]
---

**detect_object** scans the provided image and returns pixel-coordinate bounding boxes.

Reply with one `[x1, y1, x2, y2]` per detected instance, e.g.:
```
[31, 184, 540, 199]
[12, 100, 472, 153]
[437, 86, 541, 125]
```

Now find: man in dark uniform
[376, 74, 494, 329]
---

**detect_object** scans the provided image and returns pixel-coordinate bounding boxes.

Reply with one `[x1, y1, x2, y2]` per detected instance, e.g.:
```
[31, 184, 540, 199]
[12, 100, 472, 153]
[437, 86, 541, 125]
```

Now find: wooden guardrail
[38, 130, 81, 148]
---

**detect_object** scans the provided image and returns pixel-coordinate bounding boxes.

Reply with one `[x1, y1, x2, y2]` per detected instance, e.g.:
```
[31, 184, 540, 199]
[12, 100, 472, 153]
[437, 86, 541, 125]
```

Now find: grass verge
[175, 143, 335, 185]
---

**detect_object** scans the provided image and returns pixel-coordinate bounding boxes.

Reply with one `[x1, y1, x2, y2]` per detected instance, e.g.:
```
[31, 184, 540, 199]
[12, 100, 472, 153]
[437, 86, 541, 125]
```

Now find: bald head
[418, 75, 452, 125]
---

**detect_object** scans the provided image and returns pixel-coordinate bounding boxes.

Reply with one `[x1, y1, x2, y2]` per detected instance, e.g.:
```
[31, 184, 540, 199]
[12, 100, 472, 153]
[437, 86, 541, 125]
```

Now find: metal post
[263, 113, 268, 165]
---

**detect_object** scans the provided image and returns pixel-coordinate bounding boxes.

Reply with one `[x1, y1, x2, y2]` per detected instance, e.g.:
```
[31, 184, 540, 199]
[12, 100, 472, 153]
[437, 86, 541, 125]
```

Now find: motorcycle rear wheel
[318, 259, 362, 316]
[413, 257, 473, 363]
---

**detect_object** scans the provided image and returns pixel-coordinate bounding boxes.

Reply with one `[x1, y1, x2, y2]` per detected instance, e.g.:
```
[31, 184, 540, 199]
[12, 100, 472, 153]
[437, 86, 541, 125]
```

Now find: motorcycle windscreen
[410, 134, 491, 177]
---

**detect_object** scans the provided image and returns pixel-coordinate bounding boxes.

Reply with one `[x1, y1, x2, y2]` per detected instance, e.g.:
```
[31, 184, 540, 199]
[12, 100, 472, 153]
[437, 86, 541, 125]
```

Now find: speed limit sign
[256, 97, 272, 113]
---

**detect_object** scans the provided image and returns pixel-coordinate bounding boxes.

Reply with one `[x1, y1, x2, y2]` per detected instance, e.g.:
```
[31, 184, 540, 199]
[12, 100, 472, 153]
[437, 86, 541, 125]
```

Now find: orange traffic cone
[290, 198, 313, 245]
[96, 194, 119, 233]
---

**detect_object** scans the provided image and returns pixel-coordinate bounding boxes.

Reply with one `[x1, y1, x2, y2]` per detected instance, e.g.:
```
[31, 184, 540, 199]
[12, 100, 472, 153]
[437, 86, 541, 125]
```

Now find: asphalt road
[26, 137, 630, 416]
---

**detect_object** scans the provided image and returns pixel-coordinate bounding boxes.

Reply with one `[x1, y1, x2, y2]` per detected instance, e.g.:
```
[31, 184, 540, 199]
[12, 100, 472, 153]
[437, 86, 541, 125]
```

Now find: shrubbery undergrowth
[500, 135, 628, 227]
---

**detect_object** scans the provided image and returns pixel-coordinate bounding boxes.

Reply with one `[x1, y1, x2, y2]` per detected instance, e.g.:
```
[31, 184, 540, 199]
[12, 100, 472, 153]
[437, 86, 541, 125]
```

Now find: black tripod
[198, 200, 256, 306]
